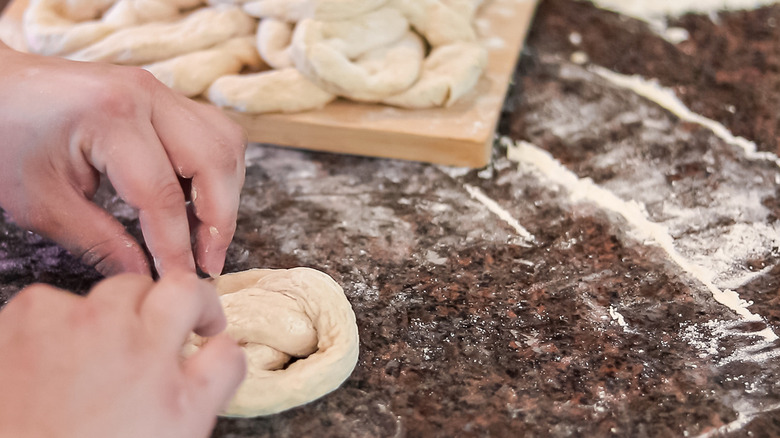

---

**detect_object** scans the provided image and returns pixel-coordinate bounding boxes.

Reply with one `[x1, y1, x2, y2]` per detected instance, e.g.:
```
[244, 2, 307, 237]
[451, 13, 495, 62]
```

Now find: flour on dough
[208, 67, 336, 113]
[185, 267, 360, 417]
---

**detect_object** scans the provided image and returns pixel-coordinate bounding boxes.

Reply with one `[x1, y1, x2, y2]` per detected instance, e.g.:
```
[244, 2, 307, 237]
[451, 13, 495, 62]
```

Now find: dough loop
[185, 267, 360, 417]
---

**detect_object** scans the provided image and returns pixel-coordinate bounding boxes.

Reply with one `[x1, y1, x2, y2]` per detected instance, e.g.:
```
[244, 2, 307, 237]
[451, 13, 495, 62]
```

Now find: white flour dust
[503, 138, 777, 339]
[590, 0, 779, 21]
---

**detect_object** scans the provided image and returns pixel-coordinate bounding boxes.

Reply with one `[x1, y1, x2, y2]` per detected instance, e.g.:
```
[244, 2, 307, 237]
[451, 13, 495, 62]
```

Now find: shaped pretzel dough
[208, 67, 336, 113]
[298, 30, 424, 101]
[243, 0, 388, 22]
[383, 41, 487, 108]
[144, 37, 263, 97]
[67, 5, 256, 64]
[290, 7, 417, 98]
[185, 267, 360, 417]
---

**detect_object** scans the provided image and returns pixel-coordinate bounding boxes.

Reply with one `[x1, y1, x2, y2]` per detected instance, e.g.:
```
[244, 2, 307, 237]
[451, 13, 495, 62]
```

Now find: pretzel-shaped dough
[289, 7, 421, 100]
[185, 267, 359, 417]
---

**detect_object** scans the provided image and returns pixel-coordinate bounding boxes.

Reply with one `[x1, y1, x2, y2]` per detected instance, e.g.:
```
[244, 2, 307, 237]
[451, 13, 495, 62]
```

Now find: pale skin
[0, 272, 247, 438]
[0, 41, 247, 278]
[0, 42, 248, 435]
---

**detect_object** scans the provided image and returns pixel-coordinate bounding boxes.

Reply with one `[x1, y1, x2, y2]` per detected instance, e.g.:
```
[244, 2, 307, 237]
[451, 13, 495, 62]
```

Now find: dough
[22, 0, 490, 111]
[243, 0, 389, 22]
[67, 5, 256, 64]
[291, 7, 408, 61]
[390, 0, 477, 47]
[207, 67, 336, 113]
[23, 0, 204, 56]
[383, 41, 487, 108]
[314, 31, 423, 101]
[144, 37, 263, 97]
[255, 18, 294, 69]
[185, 267, 360, 417]
[290, 7, 418, 99]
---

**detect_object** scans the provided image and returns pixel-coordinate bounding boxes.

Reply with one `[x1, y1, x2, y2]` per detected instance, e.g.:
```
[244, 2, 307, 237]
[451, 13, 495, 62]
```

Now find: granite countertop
[2, 0, 780, 436]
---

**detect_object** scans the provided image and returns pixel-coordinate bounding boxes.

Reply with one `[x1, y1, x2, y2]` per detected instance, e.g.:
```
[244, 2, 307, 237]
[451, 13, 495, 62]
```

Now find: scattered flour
[463, 184, 536, 245]
[591, 66, 780, 169]
[590, 0, 780, 21]
[503, 138, 776, 340]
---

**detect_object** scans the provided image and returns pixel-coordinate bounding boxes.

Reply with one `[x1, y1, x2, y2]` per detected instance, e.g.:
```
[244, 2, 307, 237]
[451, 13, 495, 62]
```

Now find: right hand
[0, 272, 246, 438]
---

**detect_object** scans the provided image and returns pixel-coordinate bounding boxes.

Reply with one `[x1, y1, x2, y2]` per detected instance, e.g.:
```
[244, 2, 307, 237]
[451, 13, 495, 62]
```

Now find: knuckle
[147, 179, 185, 211]
[92, 85, 137, 120]
[92, 68, 157, 119]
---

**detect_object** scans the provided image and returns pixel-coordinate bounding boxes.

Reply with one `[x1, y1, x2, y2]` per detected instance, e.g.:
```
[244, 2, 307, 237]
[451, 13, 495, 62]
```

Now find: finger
[1, 283, 79, 325]
[190, 173, 242, 277]
[150, 93, 246, 277]
[183, 333, 246, 415]
[93, 125, 196, 276]
[87, 273, 154, 313]
[18, 181, 150, 277]
[139, 271, 226, 349]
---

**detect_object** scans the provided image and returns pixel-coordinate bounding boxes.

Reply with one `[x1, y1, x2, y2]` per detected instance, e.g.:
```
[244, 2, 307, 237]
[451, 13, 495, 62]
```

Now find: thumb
[24, 190, 151, 277]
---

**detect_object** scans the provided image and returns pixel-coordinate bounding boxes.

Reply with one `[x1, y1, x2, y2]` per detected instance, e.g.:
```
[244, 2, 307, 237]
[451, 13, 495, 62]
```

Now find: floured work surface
[0, 0, 538, 168]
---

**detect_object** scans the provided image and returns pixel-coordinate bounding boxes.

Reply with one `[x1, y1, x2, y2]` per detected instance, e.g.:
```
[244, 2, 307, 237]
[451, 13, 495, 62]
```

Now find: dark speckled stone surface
[2, 1, 780, 437]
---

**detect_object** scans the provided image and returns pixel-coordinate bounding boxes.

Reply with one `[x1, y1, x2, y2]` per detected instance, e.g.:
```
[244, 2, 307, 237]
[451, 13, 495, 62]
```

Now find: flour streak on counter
[695, 400, 780, 438]
[463, 184, 536, 245]
[504, 138, 777, 342]
[591, 66, 780, 169]
[589, 0, 780, 21]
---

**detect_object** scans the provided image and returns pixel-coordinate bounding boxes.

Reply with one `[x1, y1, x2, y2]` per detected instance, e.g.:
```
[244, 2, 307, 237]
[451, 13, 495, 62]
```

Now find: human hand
[0, 272, 246, 438]
[0, 43, 246, 277]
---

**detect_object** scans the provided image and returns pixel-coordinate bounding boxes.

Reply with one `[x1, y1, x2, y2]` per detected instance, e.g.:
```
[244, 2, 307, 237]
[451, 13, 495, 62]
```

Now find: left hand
[0, 43, 247, 277]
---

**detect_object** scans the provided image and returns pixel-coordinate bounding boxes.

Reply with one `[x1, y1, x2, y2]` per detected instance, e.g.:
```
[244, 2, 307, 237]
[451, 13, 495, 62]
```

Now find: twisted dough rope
[185, 267, 360, 417]
[289, 8, 425, 101]
[144, 36, 263, 97]
[67, 4, 256, 64]
[23, 0, 204, 55]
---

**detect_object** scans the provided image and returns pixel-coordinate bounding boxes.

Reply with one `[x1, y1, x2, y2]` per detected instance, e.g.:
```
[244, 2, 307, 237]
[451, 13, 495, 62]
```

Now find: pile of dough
[184, 267, 360, 417]
[22, 0, 490, 113]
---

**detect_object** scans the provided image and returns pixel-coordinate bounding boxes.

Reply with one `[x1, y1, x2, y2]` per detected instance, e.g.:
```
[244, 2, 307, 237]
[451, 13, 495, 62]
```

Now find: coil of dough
[184, 267, 360, 417]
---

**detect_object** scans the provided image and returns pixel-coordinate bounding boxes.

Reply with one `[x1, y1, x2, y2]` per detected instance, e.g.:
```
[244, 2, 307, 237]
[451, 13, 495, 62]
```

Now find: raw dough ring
[189, 267, 360, 417]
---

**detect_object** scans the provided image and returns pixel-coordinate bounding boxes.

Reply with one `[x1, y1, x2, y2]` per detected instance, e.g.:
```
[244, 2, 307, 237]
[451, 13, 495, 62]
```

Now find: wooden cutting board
[0, 0, 538, 168]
